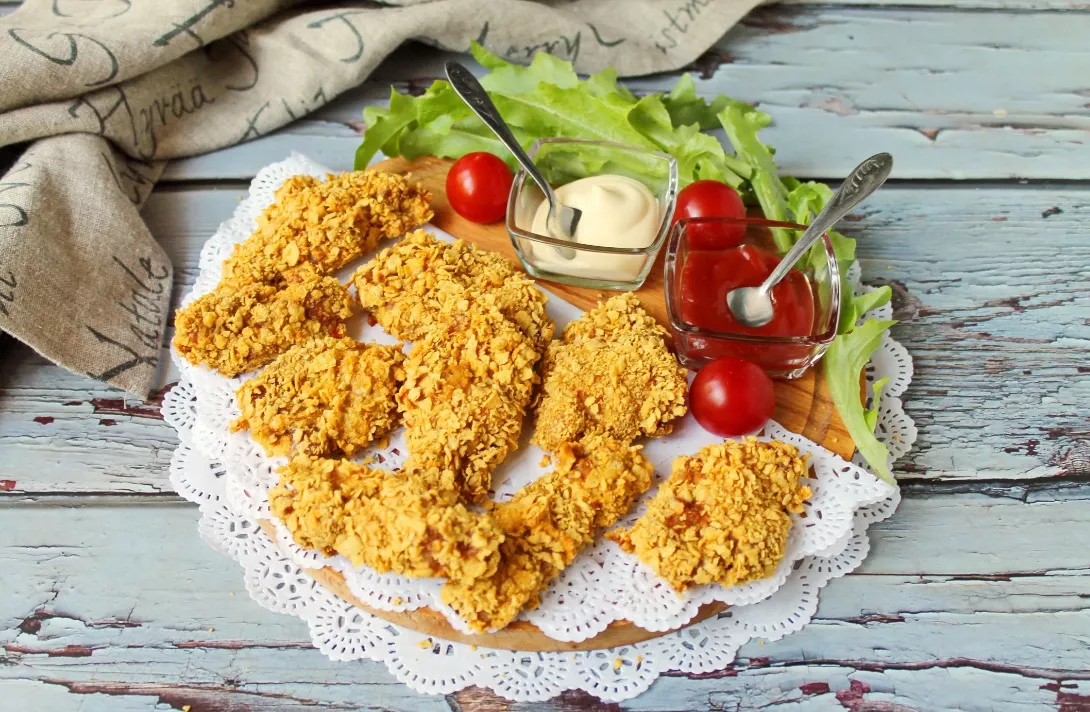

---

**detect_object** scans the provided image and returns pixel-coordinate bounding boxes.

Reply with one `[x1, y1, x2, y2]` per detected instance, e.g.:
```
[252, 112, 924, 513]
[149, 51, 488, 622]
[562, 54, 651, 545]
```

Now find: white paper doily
[163, 153, 914, 702]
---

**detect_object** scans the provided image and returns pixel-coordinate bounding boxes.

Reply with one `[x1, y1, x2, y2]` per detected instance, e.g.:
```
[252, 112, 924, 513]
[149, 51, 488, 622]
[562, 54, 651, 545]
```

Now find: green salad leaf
[865, 376, 890, 432]
[663, 73, 729, 130]
[355, 46, 901, 482]
[823, 319, 897, 483]
[716, 102, 791, 249]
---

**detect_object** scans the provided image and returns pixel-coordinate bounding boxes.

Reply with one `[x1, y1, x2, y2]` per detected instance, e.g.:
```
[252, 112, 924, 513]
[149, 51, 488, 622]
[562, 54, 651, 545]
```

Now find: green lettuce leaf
[663, 73, 729, 129]
[586, 66, 636, 103]
[717, 102, 791, 249]
[475, 43, 579, 94]
[865, 376, 890, 432]
[354, 81, 486, 169]
[824, 319, 897, 484]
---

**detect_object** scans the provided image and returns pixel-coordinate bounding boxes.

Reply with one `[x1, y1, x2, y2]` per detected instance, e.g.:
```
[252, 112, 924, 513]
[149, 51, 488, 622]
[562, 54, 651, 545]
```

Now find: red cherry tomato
[689, 357, 776, 437]
[446, 152, 514, 224]
[673, 180, 747, 249]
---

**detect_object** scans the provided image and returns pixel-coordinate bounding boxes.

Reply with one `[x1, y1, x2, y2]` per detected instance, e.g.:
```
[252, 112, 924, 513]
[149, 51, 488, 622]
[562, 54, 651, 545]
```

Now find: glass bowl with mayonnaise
[506, 138, 678, 290]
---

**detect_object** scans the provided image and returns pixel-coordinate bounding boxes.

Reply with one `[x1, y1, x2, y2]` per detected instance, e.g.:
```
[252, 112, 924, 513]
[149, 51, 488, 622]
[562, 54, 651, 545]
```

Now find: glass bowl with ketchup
[664, 216, 841, 378]
[506, 138, 678, 291]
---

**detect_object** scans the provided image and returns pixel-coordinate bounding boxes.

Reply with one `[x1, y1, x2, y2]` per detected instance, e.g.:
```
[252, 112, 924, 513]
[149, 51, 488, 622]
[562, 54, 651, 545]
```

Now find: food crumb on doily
[470, 644, 478, 651]
[613, 658, 623, 671]
[393, 596, 403, 606]
[636, 655, 644, 665]
[417, 639, 432, 649]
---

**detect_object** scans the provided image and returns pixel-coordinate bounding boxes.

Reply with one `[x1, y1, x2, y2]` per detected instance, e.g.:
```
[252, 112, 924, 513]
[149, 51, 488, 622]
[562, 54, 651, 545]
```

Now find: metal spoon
[726, 152, 893, 328]
[445, 61, 578, 259]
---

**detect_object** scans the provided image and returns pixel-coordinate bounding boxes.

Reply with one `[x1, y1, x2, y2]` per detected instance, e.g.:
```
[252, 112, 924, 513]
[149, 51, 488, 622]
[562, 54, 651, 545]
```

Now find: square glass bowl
[664, 216, 842, 378]
[506, 138, 678, 290]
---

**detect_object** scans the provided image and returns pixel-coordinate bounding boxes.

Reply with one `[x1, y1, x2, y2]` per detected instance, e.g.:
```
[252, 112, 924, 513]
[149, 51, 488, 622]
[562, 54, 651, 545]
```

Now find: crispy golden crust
[269, 456, 503, 582]
[398, 305, 539, 504]
[352, 230, 554, 353]
[230, 336, 406, 458]
[607, 438, 813, 592]
[441, 438, 654, 632]
[531, 293, 688, 452]
[559, 292, 664, 343]
[222, 171, 432, 288]
[172, 272, 354, 377]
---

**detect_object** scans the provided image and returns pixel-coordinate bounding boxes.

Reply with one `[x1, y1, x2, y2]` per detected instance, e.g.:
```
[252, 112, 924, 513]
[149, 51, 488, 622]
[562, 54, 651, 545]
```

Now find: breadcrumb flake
[223, 171, 432, 288]
[230, 336, 406, 458]
[607, 438, 813, 592]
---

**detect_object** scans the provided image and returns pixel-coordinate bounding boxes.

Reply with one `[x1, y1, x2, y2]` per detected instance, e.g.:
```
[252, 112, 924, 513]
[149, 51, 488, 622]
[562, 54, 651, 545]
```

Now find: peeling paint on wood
[165, 6, 1090, 182]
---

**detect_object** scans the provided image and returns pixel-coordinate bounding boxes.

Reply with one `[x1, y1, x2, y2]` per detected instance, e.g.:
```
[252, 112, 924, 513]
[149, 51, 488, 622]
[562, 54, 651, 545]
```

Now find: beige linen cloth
[0, 0, 759, 398]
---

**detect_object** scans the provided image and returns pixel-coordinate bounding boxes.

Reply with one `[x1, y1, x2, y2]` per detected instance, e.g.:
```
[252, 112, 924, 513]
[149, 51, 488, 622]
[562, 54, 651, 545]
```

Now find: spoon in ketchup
[726, 152, 893, 328]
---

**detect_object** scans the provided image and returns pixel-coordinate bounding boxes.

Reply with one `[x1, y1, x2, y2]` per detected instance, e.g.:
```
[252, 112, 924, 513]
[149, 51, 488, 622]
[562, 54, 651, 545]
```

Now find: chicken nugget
[441, 438, 654, 632]
[532, 293, 687, 452]
[398, 304, 539, 504]
[231, 336, 405, 458]
[270, 455, 503, 583]
[172, 270, 353, 377]
[222, 171, 432, 287]
[607, 438, 812, 592]
[353, 230, 553, 353]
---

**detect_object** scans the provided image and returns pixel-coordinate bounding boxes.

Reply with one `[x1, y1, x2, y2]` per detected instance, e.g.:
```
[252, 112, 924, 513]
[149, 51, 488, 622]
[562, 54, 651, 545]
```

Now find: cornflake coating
[441, 438, 654, 632]
[607, 438, 813, 592]
[230, 336, 405, 458]
[269, 456, 503, 583]
[352, 230, 554, 353]
[532, 293, 688, 452]
[398, 305, 539, 504]
[222, 171, 432, 287]
[559, 292, 663, 343]
[172, 271, 353, 377]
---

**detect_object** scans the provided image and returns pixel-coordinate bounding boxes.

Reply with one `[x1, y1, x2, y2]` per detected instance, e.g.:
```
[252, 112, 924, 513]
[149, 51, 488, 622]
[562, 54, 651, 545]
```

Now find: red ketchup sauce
[677, 244, 816, 370]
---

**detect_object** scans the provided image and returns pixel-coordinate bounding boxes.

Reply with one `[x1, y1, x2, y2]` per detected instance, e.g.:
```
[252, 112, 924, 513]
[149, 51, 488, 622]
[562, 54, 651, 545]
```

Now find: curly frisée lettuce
[355, 45, 898, 482]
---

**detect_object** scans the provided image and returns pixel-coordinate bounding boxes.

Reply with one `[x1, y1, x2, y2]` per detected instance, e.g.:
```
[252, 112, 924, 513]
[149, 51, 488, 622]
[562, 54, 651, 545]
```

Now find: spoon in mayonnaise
[445, 61, 578, 259]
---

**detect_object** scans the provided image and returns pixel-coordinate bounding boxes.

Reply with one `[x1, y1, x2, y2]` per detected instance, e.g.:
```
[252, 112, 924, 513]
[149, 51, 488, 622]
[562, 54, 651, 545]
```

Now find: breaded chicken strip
[532, 293, 688, 452]
[270, 456, 503, 583]
[172, 270, 353, 377]
[398, 304, 539, 504]
[607, 438, 812, 592]
[230, 336, 405, 458]
[441, 438, 654, 632]
[352, 230, 553, 353]
[222, 171, 432, 288]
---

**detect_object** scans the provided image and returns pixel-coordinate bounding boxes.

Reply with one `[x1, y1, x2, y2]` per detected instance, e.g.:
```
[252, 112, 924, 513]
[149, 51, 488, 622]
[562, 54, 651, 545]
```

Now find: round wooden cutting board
[276, 155, 858, 652]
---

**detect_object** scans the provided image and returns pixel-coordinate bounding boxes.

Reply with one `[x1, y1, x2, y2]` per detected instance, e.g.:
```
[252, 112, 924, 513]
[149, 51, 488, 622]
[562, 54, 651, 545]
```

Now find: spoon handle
[445, 61, 558, 205]
[760, 152, 894, 294]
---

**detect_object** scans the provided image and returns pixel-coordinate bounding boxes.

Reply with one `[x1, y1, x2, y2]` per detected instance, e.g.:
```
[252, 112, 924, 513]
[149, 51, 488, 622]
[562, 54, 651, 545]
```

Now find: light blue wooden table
[3, 1, 1089, 710]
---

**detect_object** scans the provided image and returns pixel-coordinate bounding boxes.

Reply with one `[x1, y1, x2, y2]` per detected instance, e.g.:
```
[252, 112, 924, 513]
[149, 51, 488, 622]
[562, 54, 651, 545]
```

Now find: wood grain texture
[4, 498, 1090, 710]
[163, 5, 1090, 182]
